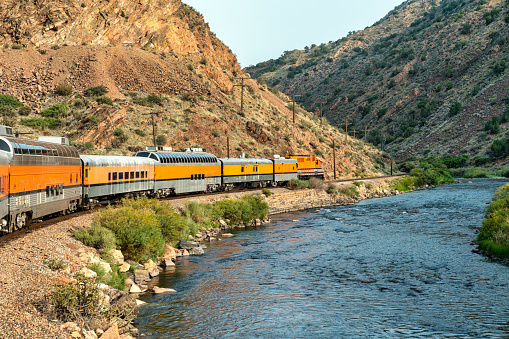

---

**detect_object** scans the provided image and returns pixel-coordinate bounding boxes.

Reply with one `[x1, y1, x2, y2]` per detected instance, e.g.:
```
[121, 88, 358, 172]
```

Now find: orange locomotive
[289, 155, 325, 179]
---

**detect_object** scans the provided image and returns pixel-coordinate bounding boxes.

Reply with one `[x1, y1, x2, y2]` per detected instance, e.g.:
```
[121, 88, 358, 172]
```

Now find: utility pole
[391, 148, 393, 176]
[233, 77, 248, 113]
[227, 136, 230, 158]
[333, 139, 336, 180]
[143, 111, 160, 148]
[317, 102, 326, 126]
[345, 118, 348, 145]
[290, 94, 301, 124]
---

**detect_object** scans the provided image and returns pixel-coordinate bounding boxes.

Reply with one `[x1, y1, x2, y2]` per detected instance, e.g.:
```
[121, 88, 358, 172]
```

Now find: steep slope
[246, 0, 509, 164]
[0, 0, 387, 179]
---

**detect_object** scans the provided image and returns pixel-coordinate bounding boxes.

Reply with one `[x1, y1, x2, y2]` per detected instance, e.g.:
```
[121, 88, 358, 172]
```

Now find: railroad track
[0, 173, 408, 241]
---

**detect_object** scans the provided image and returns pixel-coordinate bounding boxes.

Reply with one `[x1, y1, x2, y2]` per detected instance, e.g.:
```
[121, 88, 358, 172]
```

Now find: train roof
[219, 158, 273, 165]
[0, 136, 80, 158]
[80, 155, 157, 167]
[133, 151, 219, 164]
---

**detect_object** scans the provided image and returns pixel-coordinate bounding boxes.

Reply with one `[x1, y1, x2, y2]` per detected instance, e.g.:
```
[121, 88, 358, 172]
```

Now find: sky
[183, 0, 406, 67]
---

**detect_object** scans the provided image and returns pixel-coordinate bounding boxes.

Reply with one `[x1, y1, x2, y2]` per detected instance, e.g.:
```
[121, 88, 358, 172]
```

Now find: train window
[145, 171, 148, 178]
[0, 139, 10, 152]
[113, 172, 117, 180]
[241, 166, 244, 173]
[85, 169, 88, 178]
[76, 174, 78, 183]
[70, 174, 72, 184]
[108, 173, 111, 181]
[202, 174, 205, 179]
[46, 186, 50, 197]
[125, 172, 128, 180]
[119, 172, 124, 180]
[141, 171, 145, 179]
[136, 172, 140, 179]
[130, 172, 134, 179]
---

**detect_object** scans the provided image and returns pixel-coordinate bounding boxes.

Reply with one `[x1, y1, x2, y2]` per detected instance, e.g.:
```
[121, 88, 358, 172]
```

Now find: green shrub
[134, 129, 146, 136]
[463, 169, 490, 178]
[409, 159, 454, 186]
[353, 181, 364, 187]
[73, 224, 117, 252]
[18, 106, 32, 115]
[262, 188, 272, 197]
[288, 179, 310, 189]
[41, 104, 69, 118]
[50, 273, 102, 321]
[449, 102, 462, 116]
[478, 184, 509, 258]
[390, 176, 416, 192]
[147, 94, 163, 106]
[0, 95, 23, 108]
[84, 85, 108, 97]
[93, 205, 165, 262]
[55, 83, 73, 96]
[156, 135, 167, 145]
[96, 96, 113, 105]
[21, 117, 62, 129]
[44, 258, 67, 271]
[338, 184, 359, 198]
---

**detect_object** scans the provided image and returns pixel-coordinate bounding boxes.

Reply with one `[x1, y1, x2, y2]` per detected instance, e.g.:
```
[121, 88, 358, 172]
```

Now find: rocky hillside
[246, 0, 509, 164]
[0, 0, 388, 179]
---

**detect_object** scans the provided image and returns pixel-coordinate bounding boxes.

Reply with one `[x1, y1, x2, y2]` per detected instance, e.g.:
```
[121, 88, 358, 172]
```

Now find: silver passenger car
[81, 155, 156, 203]
[133, 151, 222, 195]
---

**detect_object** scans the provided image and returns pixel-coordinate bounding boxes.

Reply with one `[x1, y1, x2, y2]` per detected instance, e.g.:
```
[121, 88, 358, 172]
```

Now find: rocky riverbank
[0, 177, 403, 338]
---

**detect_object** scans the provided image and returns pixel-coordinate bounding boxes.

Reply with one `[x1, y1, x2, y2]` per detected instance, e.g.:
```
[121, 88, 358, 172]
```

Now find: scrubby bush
[93, 205, 165, 262]
[0, 95, 23, 108]
[21, 117, 61, 129]
[390, 176, 416, 192]
[262, 188, 272, 197]
[55, 83, 73, 96]
[84, 85, 108, 97]
[41, 104, 69, 118]
[156, 135, 167, 145]
[338, 184, 359, 198]
[409, 159, 454, 187]
[18, 105, 32, 115]
[74, 224, 117, 253]
[288, 179, 310, 189]
[478, 183, 509, 258]
[96, 96, 113, 105]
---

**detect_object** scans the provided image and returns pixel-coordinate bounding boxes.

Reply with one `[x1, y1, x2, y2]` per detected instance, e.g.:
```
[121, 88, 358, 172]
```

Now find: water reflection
[136, 179, 509, 338]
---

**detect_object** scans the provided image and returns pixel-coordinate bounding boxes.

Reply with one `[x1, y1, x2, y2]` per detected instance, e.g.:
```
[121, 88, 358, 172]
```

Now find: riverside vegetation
[390, 158, 455, 192]
[46, 195, 269, 332]
[478, 183, 509, 259]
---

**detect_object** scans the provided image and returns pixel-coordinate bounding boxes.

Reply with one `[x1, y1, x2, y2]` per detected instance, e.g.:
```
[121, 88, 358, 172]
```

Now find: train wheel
[15, 213, 26, 231]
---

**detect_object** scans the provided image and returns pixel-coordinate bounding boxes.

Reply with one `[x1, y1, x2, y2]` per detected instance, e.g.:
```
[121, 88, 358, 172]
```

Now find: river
[136, 179, 509, 338]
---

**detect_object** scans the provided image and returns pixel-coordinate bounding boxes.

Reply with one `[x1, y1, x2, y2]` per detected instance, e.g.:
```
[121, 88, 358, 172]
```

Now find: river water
[136, 179, 509, 338]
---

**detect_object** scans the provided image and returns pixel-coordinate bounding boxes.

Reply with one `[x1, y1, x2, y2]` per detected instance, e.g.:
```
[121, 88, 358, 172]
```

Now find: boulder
[188, 247, 204, 256]
[136, 299, 147, 306]
[162, 245, 177, 261]
[221, 233, 234, 238]
[98, 261, 112, 274]
[108, 250, 124, 266]
[219, 219, 228, 228]
[79, 267, 97, 279]
[179, 240, 201, 250]
[143, 260, 157, 272]
[99, 323, 119, 339]
[129, 284, 142, 293]
[60, 322, 79, 332]
[134, 270, 150, 284]
[158, 260, 175, 268]
[119, 262, 130, 273]
[152, 286, 176, 294]
[182, 249, 189, 256]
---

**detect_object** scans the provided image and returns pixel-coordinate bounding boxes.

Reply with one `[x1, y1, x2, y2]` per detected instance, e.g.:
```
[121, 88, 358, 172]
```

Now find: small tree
[156, 134, 167, 145]
[449, 102, 462, 116]
[55, 83, 73, 96]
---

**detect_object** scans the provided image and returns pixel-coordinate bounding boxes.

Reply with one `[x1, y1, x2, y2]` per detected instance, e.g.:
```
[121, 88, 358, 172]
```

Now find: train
[0, 126, 324, 233]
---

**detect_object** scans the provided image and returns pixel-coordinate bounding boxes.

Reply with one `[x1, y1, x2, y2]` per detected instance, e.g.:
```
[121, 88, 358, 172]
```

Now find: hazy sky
[183, 0, 406, 67]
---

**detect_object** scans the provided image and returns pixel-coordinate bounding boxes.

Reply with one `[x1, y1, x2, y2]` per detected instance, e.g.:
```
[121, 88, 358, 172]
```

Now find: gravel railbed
[0, 214, 96, 339]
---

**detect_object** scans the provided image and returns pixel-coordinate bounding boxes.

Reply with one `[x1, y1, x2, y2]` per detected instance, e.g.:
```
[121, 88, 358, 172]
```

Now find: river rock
[134, 269, 150, 284]
[79, 267, 97, 279]
[129, 283, 142, 293]
[99, 323, 119, 339]
[179, 240, 201, 250]
[119, 262, 130, 273]
[152, 286, 177, 294]
[221, 233, 234, 238]
[188, 246, 204, 256]
[158, 259, 175, 268]
[219, 219, 228, 228]
[108, 249, 124, 265]
[161, 244, 176, 261]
